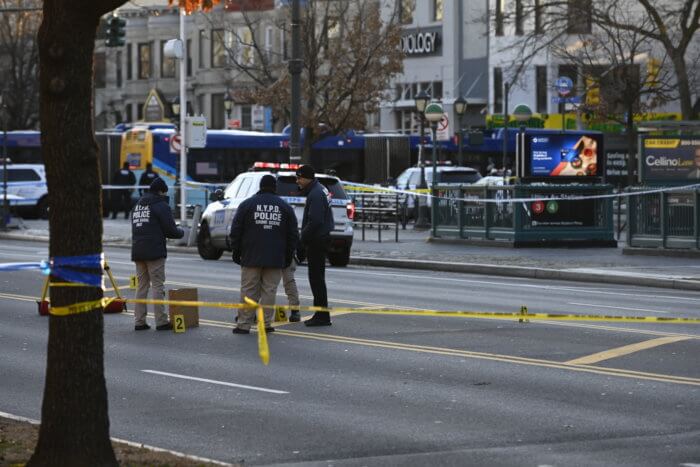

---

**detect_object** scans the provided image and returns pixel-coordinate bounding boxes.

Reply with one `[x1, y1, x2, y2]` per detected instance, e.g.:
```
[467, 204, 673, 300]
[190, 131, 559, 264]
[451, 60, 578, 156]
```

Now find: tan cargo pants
[134, 257, 169, 327]
[237, 267, 282, 330]
[282, 262, 300, 312]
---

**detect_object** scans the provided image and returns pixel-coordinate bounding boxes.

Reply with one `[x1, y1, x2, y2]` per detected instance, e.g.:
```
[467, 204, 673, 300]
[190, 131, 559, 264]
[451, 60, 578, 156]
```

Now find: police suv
[0, 163, 49, 219]
[198, 162, 355, 266]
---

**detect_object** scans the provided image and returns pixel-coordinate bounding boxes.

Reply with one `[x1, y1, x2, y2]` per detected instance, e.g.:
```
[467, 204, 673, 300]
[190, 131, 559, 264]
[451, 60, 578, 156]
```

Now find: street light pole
[414, 90, 430, 230]
[1, 94, 7, 231]
[423, 102, 445, 236]
[289, 0, 302, 162]
[502, 81, 509, 174]
[178, 9, 187, 223]
[454, 96, 467, 167]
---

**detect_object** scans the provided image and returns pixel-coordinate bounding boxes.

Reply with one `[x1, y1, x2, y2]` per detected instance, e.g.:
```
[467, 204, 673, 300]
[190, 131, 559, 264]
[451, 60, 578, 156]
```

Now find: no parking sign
[170, 134, 182, 154]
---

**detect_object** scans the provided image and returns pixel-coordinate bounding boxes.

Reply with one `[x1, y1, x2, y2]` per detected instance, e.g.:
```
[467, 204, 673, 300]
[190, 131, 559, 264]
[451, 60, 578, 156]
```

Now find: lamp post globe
[171, 97, 180, 121]
[224, 93, 233, 121]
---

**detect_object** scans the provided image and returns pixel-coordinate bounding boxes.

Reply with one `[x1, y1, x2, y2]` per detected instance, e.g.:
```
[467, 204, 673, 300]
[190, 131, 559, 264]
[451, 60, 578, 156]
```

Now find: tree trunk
[626, 102, 636, 187]
[28, 1, 123, 465]
[670, 50, 694, 120]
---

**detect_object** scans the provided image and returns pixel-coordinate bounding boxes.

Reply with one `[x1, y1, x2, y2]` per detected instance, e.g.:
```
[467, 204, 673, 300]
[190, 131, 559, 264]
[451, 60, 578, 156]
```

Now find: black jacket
[131, 192, 184, 261]
[229, 191, 298, 268]
[112, 168, 136, 191]
[138, 171, 159, 194]
[300, 179, 334, 245]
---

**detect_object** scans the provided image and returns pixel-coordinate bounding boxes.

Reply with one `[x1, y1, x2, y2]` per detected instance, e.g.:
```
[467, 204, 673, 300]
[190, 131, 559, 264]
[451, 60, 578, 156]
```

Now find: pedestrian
[295, 165, 334, 327]
[111, 161, 136, 219]
[131, 177, 184, 331]
[138, 162, 160, 195]
[229, 175, 298, 334]
[282, 261, 301, 322]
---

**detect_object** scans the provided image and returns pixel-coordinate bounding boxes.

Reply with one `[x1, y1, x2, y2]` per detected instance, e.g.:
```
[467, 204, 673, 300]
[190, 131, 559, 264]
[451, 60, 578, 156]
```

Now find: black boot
[289, 310, 301, 322]
[304, 312, 331, 327]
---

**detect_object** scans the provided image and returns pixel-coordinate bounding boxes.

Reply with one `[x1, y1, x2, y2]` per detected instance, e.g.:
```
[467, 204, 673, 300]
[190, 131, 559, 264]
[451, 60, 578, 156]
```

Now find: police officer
[230, 175, 298, 334]
[295, 165, 334, 326]
[138, 162, 159, 195]
[111, 161, 136, 219]
[131, 177, 184, 331]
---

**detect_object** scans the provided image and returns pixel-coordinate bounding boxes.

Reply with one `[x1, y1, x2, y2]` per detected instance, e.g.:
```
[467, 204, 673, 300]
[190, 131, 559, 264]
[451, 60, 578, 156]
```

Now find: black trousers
[112, 190, 131, 218]
[306, 237, 330, 310]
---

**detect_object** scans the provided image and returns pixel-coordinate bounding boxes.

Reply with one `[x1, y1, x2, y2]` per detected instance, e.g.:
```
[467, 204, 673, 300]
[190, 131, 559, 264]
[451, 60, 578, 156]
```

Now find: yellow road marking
[2, 291, 698, 387]
[565, 336, 692, 365]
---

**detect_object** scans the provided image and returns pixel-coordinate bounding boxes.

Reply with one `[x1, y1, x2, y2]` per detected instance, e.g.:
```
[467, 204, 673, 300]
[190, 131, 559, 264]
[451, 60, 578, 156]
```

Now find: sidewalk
[3, 219, 700, 291]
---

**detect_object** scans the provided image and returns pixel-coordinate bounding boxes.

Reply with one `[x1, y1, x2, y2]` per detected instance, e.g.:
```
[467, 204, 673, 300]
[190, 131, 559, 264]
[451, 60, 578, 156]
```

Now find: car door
[208, 177, 243, 246]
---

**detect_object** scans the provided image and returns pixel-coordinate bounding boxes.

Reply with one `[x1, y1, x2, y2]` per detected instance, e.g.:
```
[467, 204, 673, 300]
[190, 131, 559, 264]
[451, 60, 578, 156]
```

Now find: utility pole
[289, 0, 302, 163]
[179, 9, 187, 223]
[502, 82, 509, 173]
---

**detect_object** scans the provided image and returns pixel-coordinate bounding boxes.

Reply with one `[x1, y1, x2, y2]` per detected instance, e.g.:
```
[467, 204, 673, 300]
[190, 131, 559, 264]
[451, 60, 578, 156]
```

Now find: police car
[0, 163, 49, 219]
[197, 162, 355, 266]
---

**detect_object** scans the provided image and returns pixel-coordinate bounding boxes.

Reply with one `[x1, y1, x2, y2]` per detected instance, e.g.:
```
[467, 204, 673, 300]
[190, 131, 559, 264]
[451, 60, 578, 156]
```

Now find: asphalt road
[1, 239, 699, 467]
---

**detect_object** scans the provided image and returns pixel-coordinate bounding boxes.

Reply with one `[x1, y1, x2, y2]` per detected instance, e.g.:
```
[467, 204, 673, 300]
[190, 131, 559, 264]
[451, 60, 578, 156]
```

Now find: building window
[126, 43, 132, 80]
[494, 67, 503, 113]
[280, 28, 287, 60]
[567, 0, 592, 34]
[211, 29, 226, 68]
[241, 105, 252, 129]
[515, 0, 524, 35]
[495, 0, 504, 36]
[138, 42, 152, 80]
[211, 93, 225, 129]
[160, 40, 176, 78]
[137, 102, 144, 120]
[125, 103, 132, 123]
[199, 30, 206, 68]
[238, 28, 254, 65]
[536, 66, 547, 113]
[433, 0, 443, 21]
[535, 0, 544, 34]
[399, 0, 415, 25]
[116, 51, 123, 88]
[432, 81, 443, 99]
[186, 39, 192, 76]
[264, 26, 273, 61]
[94, 52, 106, 89]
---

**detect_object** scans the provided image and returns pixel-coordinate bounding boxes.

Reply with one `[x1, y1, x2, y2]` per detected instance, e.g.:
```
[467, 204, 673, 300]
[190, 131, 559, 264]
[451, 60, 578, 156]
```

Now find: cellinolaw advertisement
[641, 137, 700, 181]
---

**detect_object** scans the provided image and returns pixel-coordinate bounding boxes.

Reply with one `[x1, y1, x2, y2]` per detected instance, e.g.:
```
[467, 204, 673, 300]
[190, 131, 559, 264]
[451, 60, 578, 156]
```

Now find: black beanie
[260, 174, 277, 191]
[296, 165, 315, 179]
[149, 177, 168, 194]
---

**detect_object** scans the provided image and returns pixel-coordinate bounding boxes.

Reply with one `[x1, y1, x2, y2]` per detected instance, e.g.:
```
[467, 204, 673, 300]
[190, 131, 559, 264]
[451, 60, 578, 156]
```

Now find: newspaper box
[168, 288, 199, 328]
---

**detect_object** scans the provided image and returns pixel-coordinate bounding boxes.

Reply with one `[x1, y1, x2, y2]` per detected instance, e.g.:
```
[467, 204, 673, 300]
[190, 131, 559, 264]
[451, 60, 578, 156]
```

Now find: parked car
[392, 164, 482, 214]
[0, 163, 49, 219]
[197, 163, 355, 266]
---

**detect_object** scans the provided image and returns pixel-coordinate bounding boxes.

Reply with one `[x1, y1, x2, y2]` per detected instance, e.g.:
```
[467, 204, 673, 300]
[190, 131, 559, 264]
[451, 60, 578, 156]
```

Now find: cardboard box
[168, 288, 199, 329]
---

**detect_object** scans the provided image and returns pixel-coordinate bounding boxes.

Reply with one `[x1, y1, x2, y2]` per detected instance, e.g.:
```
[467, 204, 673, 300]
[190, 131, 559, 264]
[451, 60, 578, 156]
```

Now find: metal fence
[432, 184, 615, 245]
[628, 188, 700, 249]
[351, 193, 403, 242]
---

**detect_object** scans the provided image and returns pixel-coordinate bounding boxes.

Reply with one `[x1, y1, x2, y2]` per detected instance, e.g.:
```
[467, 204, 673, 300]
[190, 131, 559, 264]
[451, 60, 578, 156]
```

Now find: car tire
[36, 197, 49, 220]
[327, 246, 350, 267]
[197, 222, 223, 260]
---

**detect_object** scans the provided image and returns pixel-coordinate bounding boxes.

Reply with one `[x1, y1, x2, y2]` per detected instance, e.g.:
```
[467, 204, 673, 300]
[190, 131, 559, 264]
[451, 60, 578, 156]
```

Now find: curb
[3, 233, 700, 292]
[349, 257, 700, 292]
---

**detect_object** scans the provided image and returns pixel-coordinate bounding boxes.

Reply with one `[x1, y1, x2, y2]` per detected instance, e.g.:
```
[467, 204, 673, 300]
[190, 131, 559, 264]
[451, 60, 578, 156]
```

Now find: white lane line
[568, 302, 670, 314]
[141, 369, 289, 394]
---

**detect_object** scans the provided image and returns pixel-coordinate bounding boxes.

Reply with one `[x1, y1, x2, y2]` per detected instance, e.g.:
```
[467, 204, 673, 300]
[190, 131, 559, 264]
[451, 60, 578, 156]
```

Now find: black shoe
[156, 322, 173, 331]
[289, 310, 300, 322]
[232, 327, 250, 334]
[304, 318, 332, 327]
[134, 324, 150, 331]
[264, 326, 275, 333]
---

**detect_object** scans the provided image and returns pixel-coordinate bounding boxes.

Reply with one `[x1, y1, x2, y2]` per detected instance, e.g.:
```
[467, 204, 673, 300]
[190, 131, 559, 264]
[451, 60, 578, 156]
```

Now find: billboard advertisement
[641, 137, 700, 182]
[524, 132, 604, 179]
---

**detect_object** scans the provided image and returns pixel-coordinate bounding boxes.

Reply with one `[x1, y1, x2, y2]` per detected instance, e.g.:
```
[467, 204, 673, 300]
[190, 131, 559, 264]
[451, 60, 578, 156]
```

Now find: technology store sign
[400, 27, 441, 56]
[641, 137, 700, 182]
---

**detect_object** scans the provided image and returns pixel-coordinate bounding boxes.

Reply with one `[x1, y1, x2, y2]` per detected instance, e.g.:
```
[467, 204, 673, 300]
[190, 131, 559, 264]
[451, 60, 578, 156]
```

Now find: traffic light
[105, 15, 126, 47]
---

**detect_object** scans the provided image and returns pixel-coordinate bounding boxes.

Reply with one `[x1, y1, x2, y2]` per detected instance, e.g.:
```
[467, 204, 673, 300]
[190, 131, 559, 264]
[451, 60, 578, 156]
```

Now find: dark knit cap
[295, 165, 315, 179]
[260, 174, 277, 191]
[149, 177, 168, 194]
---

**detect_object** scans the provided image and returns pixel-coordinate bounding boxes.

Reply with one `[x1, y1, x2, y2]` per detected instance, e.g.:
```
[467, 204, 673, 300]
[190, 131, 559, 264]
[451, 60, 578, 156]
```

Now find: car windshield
[277, 176, 348, 199]
[427, 171, 481, 184]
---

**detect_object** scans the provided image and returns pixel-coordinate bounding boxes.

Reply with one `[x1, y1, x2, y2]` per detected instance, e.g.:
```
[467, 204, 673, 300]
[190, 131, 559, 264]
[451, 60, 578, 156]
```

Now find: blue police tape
[0, 261, 50, 274]
[0, 254, 104, 287]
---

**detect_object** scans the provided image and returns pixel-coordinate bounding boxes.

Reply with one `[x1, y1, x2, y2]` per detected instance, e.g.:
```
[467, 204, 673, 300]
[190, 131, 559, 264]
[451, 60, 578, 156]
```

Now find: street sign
[437, 113, 450, 141]
[551, 96, 582, 104]
[170, 134, 181, 153]
[532, 201, 545, 214]
[555, 76, 574, 97]
[229, 119, 241, 129]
